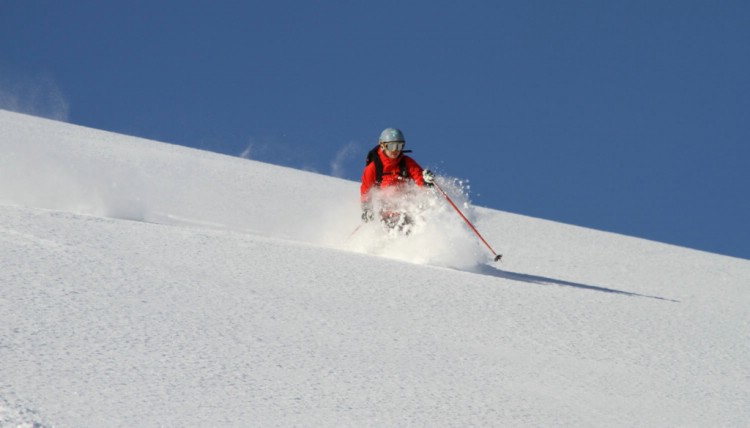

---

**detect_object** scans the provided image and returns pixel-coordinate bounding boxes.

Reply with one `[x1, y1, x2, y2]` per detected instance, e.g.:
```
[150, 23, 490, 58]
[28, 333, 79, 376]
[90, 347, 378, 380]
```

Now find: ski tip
[494, 254, 503, 262]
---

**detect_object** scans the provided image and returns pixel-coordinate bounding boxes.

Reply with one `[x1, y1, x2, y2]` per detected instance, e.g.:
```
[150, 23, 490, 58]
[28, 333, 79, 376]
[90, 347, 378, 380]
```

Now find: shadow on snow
[472, 265, 679, 302]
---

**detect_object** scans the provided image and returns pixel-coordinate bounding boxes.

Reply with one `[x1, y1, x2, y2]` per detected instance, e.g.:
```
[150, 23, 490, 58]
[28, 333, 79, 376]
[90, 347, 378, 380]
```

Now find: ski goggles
[381, 141, 405, 152]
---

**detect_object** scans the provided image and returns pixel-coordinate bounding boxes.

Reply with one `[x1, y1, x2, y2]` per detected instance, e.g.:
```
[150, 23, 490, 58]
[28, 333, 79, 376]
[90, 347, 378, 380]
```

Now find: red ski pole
[433, 180, 502, 262]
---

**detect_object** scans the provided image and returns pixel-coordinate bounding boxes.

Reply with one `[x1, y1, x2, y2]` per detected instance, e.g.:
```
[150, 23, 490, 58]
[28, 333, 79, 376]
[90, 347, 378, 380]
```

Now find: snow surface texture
[1, 109, 749, 427]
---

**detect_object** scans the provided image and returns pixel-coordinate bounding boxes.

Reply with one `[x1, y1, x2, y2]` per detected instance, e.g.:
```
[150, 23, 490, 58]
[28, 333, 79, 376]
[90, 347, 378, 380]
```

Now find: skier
[360, 128, 435, 229]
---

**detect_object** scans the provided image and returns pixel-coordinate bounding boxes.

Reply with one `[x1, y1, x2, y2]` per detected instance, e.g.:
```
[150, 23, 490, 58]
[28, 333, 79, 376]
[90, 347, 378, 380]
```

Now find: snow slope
[1, 110, 749, 427]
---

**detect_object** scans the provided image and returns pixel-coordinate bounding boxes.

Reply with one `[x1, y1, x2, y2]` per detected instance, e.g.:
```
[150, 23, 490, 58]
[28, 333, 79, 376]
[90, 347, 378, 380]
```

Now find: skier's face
[381, 142, 404, 158]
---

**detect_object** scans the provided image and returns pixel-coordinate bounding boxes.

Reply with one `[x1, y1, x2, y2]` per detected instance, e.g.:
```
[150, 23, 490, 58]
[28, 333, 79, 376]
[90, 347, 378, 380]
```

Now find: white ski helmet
[379, 128, 405, 143]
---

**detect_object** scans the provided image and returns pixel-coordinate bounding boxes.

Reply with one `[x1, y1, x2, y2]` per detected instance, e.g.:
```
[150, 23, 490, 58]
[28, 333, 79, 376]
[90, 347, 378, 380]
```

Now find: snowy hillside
[1, 110, 749, 427]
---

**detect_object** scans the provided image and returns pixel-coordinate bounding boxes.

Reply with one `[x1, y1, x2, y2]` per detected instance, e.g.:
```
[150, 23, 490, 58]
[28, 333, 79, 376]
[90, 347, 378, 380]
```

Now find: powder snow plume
[345, 178, 487, 269]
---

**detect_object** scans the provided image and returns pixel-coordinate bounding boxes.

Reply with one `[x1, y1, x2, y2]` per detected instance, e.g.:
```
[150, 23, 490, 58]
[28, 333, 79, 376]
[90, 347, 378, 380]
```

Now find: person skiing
[360, 128, 435, 228]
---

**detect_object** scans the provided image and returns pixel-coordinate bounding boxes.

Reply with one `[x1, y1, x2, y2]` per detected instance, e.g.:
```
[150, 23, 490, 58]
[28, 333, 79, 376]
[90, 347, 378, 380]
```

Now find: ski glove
[361, 204, 374, 223]
[422, 169, 435, 185]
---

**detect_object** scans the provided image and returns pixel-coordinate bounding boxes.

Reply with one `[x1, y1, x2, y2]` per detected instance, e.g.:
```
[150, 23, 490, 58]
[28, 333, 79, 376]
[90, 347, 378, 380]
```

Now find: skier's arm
[360, 163, 377, 202]
[360, 164, 377, 222]
[405, 158, 429, 187]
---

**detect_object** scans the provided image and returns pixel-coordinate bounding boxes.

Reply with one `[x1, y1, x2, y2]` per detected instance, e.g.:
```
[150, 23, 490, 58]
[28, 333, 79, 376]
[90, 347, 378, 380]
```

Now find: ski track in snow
[1, 110, 750, 427]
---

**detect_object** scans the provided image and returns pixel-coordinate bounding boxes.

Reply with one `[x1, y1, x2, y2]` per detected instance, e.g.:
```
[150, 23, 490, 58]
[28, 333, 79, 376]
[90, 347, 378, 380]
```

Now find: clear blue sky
[2, 1, 748, 259]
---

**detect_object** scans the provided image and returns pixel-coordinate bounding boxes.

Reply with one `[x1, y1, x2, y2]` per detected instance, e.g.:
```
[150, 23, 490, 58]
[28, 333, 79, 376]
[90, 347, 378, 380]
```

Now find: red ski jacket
[360, 147, 427, 202]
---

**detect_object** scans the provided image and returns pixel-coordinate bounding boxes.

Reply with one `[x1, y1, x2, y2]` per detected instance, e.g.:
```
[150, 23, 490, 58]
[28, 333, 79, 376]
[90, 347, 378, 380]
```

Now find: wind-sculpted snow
[0, 397, 49, 428]
[1, 110, 749, 427]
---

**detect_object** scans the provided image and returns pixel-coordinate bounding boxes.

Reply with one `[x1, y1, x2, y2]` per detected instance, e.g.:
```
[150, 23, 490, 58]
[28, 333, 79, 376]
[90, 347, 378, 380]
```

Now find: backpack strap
[397, 157, 408, 180]
[366, 146, 383, 185]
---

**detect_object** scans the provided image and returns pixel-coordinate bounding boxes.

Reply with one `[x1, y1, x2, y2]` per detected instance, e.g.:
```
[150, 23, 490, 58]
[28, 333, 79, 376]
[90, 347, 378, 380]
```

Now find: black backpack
[365, 145, 412, 186]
